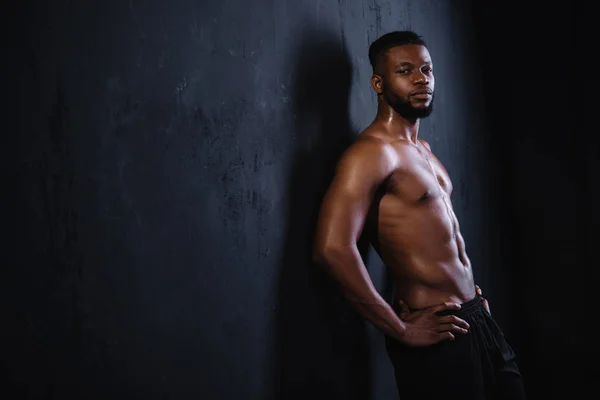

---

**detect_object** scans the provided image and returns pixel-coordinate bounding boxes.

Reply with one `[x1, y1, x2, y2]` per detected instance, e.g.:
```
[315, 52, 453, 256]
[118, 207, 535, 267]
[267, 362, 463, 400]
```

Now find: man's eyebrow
[395, 61, 433, 68]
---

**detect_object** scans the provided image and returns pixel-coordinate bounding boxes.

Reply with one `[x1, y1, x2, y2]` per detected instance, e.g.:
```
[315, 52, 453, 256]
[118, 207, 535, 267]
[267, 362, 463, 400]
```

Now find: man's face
[376, 44, 435, 119]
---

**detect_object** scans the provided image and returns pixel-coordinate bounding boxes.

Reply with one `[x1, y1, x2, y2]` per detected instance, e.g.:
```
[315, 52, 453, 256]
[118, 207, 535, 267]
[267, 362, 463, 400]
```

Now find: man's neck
[375, 105, 420, 144]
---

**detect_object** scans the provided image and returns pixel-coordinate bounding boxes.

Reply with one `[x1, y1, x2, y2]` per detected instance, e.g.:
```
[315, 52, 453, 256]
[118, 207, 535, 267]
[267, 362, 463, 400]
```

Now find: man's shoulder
[418, 138, 431, 150]
[344, 131, 395, 162]
[333, 131, 398, 181]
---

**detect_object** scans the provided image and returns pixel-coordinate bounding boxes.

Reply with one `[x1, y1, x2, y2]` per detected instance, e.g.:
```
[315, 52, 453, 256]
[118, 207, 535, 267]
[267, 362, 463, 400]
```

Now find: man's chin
[413, 106, 433, 118]
[387, 94, 434, 120]
[397, 105, 433, 120]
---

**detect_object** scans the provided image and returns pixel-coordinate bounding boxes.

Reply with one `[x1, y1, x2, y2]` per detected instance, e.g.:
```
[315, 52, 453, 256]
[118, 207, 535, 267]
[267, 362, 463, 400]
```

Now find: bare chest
[386, 149, 453, 203]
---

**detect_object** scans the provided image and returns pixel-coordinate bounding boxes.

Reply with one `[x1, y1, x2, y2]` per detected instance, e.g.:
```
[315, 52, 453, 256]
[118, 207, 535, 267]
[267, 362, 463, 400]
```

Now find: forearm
[348, 292, 407, 342]
[314, 244, 407, 341]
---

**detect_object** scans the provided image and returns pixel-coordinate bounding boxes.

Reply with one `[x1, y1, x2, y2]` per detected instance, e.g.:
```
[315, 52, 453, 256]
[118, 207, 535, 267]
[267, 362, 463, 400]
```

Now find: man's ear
[371, 74, 383, 94]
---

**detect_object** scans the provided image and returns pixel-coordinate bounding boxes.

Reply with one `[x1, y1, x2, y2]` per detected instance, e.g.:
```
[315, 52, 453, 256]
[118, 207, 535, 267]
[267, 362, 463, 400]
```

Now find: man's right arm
[312, 138, 408, 342]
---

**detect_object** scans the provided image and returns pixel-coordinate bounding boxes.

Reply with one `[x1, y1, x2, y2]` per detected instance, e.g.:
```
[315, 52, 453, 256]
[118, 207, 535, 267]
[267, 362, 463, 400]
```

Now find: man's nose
[413, 72, 429, 85]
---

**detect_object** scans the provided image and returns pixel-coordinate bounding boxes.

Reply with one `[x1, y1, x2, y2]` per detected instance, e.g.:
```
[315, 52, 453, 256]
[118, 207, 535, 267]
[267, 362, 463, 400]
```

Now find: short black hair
[368, 31, 427, 72]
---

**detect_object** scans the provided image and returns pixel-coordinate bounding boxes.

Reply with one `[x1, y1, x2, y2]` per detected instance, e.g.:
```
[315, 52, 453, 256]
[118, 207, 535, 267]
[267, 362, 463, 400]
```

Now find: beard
[385, 91, 434, 120]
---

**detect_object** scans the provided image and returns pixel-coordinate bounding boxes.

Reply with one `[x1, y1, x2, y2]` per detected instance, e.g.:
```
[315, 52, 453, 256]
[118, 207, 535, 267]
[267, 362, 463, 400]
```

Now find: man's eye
[397, 70, 410, 74]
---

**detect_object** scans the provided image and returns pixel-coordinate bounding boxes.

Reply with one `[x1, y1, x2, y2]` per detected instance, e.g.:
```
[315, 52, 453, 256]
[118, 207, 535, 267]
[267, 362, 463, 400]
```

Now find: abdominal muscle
[375, 194, 476, 309]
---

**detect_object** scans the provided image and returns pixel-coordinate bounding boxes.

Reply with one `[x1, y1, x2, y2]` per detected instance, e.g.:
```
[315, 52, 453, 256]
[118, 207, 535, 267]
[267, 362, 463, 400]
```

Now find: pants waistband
[406, 295, 483, 318]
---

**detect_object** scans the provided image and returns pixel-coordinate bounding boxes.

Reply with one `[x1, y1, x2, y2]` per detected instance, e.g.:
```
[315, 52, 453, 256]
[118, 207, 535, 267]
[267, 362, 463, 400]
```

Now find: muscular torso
[365, 136, 476, 309]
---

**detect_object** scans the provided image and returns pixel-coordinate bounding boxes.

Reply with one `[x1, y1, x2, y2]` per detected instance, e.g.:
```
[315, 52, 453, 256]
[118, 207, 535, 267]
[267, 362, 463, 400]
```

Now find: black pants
[385, 295, 526, 399]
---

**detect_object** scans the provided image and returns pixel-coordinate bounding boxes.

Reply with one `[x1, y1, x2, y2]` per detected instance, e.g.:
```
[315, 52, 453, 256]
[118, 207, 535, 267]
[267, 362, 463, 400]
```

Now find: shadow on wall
[272, 27, 372, 399]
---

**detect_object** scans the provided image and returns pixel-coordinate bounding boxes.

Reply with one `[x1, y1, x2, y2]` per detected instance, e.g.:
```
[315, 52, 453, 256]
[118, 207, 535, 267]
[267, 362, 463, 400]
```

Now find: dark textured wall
[3, 1, 565, 399]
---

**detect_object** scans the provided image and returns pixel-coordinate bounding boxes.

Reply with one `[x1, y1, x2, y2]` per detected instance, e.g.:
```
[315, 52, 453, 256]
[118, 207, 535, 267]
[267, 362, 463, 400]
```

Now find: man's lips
[410, 90, 432, 100]
[411, 89, 432, 96]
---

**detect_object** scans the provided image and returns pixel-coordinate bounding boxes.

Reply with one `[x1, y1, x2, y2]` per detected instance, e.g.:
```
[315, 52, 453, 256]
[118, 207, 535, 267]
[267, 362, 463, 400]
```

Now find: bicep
[315, 175, 372, 249]
[314, 144, 391, 250]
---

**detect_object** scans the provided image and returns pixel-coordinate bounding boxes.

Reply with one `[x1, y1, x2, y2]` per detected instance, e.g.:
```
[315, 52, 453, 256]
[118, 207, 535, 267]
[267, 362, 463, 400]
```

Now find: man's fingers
[439, 315, 470, 329]
[397, 300, 410, 318]
[481, 297, 491, 314]
[439, 331, 455, 341]
[475, 285, 490, 313]
[438, 323, 468, 335]
[432, 301, 461, 313]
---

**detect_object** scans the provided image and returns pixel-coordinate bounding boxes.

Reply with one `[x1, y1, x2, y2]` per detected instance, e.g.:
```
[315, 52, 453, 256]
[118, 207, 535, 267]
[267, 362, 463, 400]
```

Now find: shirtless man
[312, 31, 526, 399]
